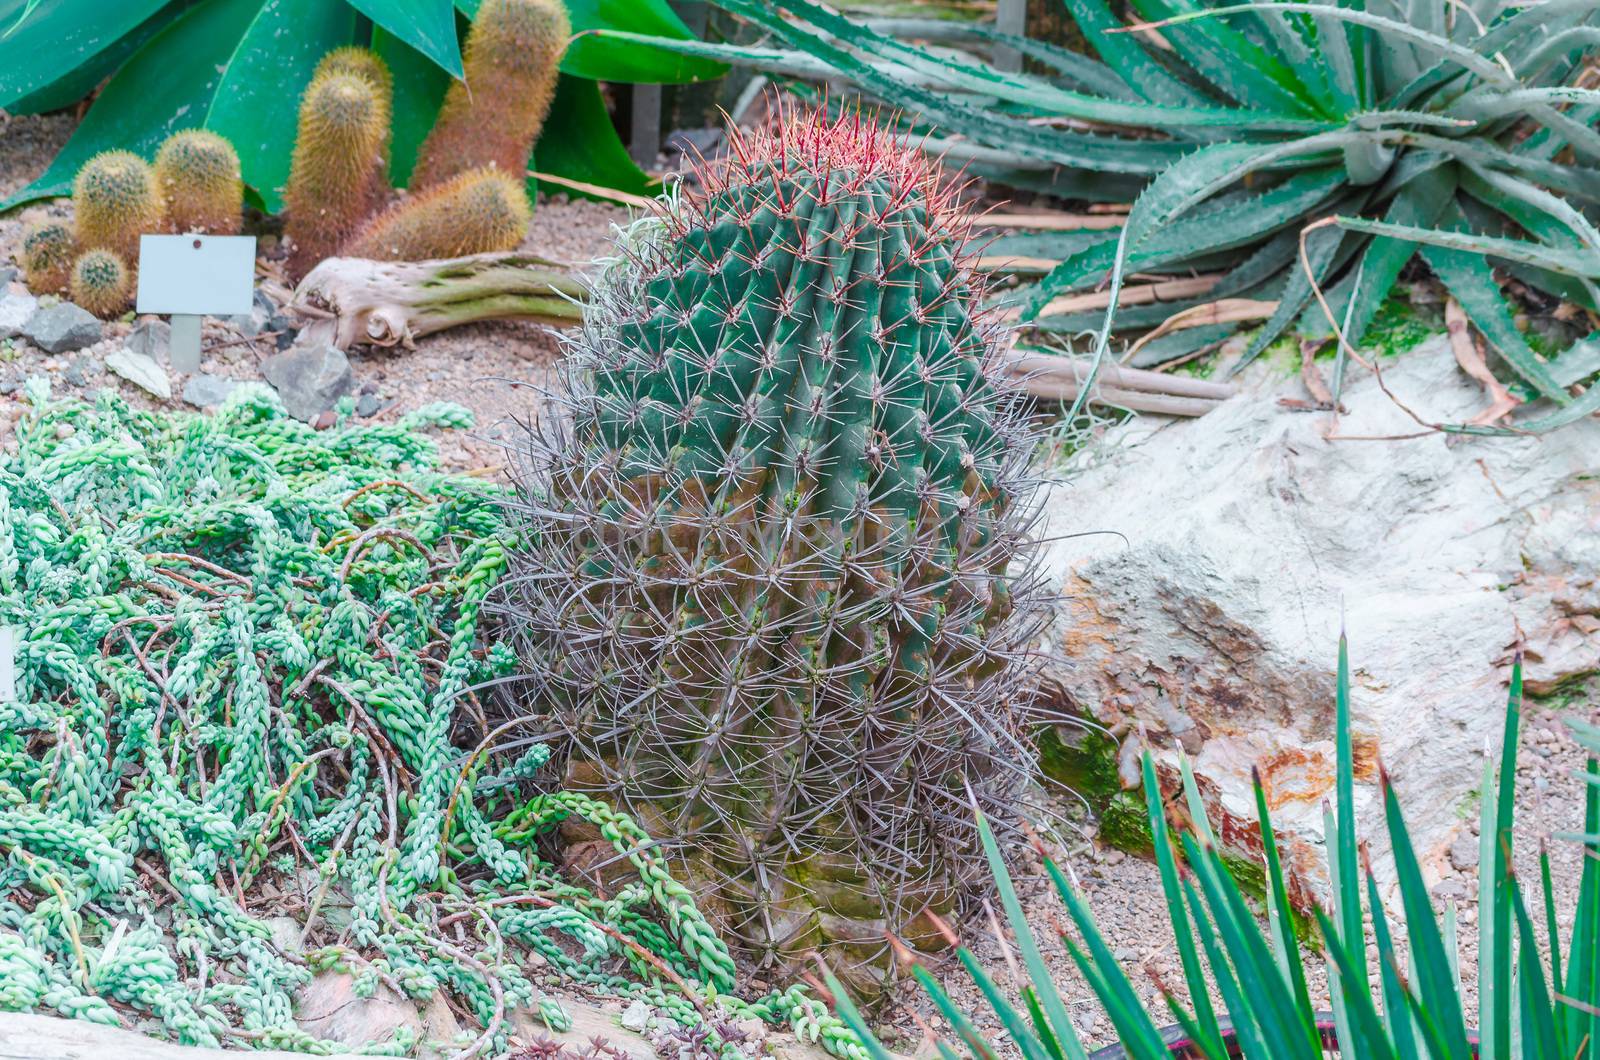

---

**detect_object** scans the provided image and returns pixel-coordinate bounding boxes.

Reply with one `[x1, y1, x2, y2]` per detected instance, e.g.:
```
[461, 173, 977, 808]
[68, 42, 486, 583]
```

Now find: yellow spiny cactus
[342, 167, 528, 261]
[409, 0, 569, 192]
[155, 130, 243, 235]
[69, 249, 132, 318]
[21, 221, 76, 295]
[284, 58, 393, 279]
[73, 151, 163, 264]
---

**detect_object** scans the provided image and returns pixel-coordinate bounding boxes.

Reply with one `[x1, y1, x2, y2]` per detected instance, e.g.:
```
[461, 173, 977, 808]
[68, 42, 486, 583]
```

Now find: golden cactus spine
[154, 130, 243, 235]
[72, 151, 163, 264]
[22, 221, 76, 295]
[283, 58, 393, 280]
[70, 249, 132, 318]
[409, 0, 569, 192]
[342, 167, 528, 261]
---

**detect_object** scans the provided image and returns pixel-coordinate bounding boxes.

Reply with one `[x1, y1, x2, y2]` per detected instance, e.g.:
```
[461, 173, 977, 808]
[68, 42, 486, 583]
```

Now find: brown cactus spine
[409, 0, 569, 192]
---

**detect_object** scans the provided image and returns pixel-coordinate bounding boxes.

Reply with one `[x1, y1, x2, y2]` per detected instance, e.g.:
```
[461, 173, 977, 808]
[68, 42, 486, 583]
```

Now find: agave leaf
[1308, 165, 1455, 346]
[1334, 218, 1600, 279]
[1421, 243, 1571, 404]
[1540, 842, 1564, 1005]
[1045, 856, 1173, 1056]
[1562, 759, 1600, 1051]
[1364, 869, 1422, 1060]
[1331, 634, 1367, 990]
[1178, 833, 1319, 1059]
[909, 961, 1004, 1060]
[1511, 875, 1562, 1057]
[1316, 908, 1402, 1060]
[1125, 0, 1319, 115]
[1061, 0, 1207, 106]
[949, 942, 1057, 1060]
[715, 0, 1327, 131]
[1182, 875, 1276, 1060]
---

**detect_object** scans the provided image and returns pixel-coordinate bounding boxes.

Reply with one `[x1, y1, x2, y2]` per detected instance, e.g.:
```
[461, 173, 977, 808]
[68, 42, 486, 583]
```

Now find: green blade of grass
[1511, 874, 1561, 1058]
[1250, 767, 1320, 1053]
[1182, 875, 1275, 1060]
[1144, 752, 1226, 1056]
[974, 809, 1092, 1060]
[1365, 867, 1421, 1060]
[1333, 633, 1368, 996]
[1315, 907, 1400, 1060]
[1381, 769, 1475, 1056]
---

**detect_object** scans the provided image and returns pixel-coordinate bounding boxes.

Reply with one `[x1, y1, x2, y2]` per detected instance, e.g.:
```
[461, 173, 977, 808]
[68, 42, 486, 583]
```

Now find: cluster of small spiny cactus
[22, 131, 243, 318]
[283, 0, 568, 280]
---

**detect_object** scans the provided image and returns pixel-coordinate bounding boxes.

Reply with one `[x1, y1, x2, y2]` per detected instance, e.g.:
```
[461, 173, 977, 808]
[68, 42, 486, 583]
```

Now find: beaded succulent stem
[500, 108, 1051, 996]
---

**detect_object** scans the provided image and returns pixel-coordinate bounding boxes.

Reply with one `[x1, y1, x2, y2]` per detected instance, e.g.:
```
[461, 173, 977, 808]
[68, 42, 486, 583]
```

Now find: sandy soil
[4, 110, 1598, 1055]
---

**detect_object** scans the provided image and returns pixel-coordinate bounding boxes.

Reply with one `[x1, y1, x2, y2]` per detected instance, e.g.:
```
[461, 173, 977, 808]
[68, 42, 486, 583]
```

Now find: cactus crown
[72, 150, 162, 262]
[154, 130, 242, 235]
[503, 109, 1045, 991]
[22, 221, 75, 295]
[314, 46, 394, 99]
[70, 249, 131, 318]
[468, 0, 571, 69]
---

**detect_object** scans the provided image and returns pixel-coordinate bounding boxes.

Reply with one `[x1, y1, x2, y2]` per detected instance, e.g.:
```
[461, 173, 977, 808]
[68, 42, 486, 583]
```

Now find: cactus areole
[503, 110, 1048, 993]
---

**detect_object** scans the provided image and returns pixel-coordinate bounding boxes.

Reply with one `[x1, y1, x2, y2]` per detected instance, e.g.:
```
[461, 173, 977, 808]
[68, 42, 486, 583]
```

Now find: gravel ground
[5, 110, 1598, 1056]
[0, 112, 627, 471]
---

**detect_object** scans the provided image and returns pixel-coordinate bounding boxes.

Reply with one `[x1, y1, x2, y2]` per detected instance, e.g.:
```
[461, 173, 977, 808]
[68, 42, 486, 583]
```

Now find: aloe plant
[611, 0, 1600, 425]
[823, 637, 1600, 1058]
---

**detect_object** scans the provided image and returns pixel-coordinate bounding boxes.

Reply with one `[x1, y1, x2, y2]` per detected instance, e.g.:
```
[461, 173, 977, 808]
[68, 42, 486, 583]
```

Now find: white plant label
[136, 234, 258, 373]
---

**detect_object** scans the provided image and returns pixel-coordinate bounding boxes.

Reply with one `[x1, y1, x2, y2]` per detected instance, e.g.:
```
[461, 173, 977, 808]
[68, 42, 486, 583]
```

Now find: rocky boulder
[1040, 337, 1600, 901]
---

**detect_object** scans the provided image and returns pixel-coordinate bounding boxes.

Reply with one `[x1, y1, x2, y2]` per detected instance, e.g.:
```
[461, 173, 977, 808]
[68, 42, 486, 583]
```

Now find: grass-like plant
[612, 1, 1600, 427]
[823, 637, 1600, 1058]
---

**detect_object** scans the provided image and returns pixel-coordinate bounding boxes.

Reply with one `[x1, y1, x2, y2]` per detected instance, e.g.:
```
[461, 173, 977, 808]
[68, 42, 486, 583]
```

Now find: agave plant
[823, 637, 1600, 1058]
[611, 0, 1600, 426]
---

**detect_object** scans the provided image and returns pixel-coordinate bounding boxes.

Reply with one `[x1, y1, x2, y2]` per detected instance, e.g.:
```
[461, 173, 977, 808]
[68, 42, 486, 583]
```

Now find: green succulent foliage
[611, 0, 1600, 423]
[0, 0, 725, 213]
[826, 636, 1600, 1059]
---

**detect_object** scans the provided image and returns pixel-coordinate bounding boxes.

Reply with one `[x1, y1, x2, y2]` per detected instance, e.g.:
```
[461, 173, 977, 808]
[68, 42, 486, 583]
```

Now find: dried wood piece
[285, 250, 585, 350]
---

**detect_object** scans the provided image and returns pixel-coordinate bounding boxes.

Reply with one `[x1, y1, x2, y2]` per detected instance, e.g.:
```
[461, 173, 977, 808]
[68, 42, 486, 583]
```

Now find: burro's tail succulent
[498, 109, 1049, 995]
[72, 150, 162, 264]
[284, 57, 392, 280]
[409, 0, 568, 192]
[154, 129, 243, 235]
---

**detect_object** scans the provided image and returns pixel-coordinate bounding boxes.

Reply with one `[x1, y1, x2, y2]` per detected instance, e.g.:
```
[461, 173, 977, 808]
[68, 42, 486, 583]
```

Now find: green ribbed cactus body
[505, 112, 1044, 996]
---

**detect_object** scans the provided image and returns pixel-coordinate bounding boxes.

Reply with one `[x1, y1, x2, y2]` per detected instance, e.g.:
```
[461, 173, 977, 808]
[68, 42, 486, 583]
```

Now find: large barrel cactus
[501, 109, 1049, 993]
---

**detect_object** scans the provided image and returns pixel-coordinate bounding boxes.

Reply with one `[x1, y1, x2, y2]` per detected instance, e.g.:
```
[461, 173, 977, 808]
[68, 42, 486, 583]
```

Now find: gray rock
[61, 358, 88, 387]
[105, 349, 172, 400]
[0, 266, 17, 286]
[1448, 832, 1480, 872]
[182, 372, 240, 408]
[0, 286, 39, 339]
[260, 342, 352, 422]
[126, 319, 171, 362]
[620, 998, 652, 1033]
[1041, 338, 1600, 900]
[226, 288, 278, 337]
[23, 302, 101, 353]
[355, 391, 383, 418]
